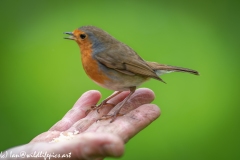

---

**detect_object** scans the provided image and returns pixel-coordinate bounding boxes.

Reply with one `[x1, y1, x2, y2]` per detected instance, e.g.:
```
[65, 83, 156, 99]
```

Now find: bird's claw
[85, 103, 115, 115]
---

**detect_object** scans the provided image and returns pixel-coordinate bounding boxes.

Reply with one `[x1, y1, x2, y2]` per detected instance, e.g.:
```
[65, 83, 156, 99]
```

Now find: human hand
[5, 88, 160, 160]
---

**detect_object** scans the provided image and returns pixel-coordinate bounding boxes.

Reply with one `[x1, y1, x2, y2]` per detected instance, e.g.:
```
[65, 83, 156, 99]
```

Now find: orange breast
[80, 42, 109, 85]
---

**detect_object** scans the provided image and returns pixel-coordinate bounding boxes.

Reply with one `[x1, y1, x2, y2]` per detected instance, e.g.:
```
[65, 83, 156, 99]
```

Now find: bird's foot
[85, 101, 115, 115]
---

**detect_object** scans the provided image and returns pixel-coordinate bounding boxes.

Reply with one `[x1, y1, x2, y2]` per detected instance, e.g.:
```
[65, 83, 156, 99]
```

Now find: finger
[73, 133, 124, 159]
[50, 90, 101, 131]
[118, 103, 160, 142]
[111, 88, 156, 115]
[94, 104, 160, 143]
[67, 91, 130, 132]
[88, 91, 130, 117]
[85, 88, 160, 142]
[92, 88, 155, 124]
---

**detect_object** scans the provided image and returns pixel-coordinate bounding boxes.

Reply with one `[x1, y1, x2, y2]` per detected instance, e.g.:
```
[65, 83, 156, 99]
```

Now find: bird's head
[64, 26, 115, 50]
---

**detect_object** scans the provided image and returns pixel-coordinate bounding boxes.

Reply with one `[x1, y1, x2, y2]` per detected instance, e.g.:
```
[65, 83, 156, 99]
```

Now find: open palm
[6, 88, 160, 160]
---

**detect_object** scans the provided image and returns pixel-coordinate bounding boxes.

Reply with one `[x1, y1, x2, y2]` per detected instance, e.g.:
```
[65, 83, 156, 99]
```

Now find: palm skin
[5, 88, 160, 160]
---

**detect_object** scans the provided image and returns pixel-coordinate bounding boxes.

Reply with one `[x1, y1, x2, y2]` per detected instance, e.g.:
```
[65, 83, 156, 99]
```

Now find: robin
[64, 26, 199, 122]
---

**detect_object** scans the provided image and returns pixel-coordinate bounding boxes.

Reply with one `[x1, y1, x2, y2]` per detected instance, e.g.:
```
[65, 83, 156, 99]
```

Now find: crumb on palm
[49, 130, 79, 143]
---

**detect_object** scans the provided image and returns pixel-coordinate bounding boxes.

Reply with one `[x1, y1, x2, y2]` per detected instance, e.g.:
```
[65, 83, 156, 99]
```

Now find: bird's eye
[80, 34, 86, 39]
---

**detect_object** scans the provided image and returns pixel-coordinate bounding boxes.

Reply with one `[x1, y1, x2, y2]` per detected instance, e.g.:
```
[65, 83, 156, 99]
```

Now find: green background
[0, 0, 239, 159]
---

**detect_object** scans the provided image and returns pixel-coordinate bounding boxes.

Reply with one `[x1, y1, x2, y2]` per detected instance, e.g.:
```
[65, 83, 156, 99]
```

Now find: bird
[64, 26, 199, 122]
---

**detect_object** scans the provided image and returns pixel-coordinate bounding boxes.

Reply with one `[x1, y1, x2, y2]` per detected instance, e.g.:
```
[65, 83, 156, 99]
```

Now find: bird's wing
[95, 43, 164, 82]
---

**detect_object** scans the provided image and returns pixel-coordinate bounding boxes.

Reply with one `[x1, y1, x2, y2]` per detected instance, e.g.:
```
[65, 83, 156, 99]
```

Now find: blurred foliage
[0, 0, 239, 159]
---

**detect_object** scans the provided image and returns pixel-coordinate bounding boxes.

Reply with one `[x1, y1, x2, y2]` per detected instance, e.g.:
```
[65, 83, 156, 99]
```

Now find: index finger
[49, 90, 101, 131]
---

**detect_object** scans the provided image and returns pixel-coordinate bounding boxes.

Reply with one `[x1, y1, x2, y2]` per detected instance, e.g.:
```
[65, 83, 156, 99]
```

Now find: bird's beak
[64, 32, 75, 40]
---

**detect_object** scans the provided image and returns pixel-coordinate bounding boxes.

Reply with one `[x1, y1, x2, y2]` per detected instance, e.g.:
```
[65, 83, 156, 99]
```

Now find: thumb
[70, 132, 124, 159]
[6, 132, 124, 160]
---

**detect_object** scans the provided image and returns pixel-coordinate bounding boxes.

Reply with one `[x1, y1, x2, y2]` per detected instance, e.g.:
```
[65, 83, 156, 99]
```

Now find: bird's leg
[99, 86, 136, 123]
[85, 91, 123, 115]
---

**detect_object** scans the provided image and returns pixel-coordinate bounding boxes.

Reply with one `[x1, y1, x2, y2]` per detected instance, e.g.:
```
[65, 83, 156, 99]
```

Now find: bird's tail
[147, 62, 199, 76]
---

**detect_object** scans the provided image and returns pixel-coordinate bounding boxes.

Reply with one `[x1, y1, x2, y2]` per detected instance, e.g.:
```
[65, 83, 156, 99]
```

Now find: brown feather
[94, 43, 166, 82]
[147, 62, 199, 75]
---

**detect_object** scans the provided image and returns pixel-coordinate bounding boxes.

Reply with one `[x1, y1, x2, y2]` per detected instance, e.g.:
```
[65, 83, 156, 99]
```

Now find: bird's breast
[80, 45, 110, 86]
